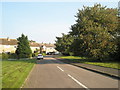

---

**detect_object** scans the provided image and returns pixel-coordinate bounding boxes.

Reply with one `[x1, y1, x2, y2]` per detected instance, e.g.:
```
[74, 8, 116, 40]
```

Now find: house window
[14, 46, 17, 48]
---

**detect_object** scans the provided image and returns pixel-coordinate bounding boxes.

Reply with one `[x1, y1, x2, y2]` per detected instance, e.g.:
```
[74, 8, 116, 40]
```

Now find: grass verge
[57, 56, 120, 69]
[2, 59, 36, 88]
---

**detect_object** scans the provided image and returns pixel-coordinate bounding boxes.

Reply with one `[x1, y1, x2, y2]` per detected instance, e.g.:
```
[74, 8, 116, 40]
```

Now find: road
[23, 56, 119, 89]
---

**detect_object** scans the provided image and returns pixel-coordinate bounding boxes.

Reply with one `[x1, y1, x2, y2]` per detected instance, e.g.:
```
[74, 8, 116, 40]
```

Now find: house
[43, 43, 57, 54]
[0, 38, 41, 53]
[29, 41, 42, 53]
[0, 38, 58, 54]
[0, 38, 17, 53]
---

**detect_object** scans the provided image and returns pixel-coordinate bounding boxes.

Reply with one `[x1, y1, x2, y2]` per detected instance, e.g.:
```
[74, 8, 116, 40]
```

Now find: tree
[69, 4, 118, 59]
[55, 33, 73, 55]
[113, 15, 120, 60]
[55, 4, 118, 60]
[15, 34, 32, 58]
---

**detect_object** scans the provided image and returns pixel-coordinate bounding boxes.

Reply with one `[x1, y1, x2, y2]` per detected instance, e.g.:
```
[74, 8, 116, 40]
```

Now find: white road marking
[57, 66, 64, 72]
[68, 74, 90, 90]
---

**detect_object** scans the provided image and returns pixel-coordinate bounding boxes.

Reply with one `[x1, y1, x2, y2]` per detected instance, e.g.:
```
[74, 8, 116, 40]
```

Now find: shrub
[9, 53, 17, 59]
[2, 53, 8, 60]
[42, 53, 46, 56]
[0, 54, 2, 59]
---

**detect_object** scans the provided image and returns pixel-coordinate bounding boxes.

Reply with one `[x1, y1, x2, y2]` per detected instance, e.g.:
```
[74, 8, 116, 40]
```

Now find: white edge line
[57, 66, 64, 72]
[67, 74, 90, 90]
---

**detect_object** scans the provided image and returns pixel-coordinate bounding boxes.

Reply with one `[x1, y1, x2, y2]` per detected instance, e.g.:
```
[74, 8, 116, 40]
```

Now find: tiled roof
[44, 43, 55, 47]
[0, 38, 17, 45]
[30, 42, 41, 47]
[0, 38, 55, 47]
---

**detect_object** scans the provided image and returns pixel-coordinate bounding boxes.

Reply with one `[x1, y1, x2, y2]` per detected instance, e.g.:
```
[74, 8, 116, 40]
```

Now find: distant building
[0, 38, 58, 54]
[43, 43, 57, 54]
[0, 38, 17, 53]
[29, 41, 42, 53]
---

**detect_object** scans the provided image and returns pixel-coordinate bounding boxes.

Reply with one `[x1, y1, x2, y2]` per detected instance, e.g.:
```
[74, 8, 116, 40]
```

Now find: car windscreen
[38, 55, 42, 56]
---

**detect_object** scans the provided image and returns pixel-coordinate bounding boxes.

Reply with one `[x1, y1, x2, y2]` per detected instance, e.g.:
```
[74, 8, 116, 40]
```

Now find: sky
[1, 1, 119, 43]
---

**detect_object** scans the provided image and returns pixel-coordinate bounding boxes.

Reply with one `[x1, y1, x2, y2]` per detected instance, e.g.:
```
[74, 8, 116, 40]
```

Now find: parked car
[37, 54, 43, 60]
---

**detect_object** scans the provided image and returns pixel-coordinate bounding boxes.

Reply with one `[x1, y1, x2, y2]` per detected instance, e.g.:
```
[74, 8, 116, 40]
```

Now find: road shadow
[36, 58, 64, 64]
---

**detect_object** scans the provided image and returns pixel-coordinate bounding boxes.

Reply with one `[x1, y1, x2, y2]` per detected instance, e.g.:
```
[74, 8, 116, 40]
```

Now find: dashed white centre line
[68, 74, 90, 90]
[57, 66, 64, 72]
[57, 66, 89, 90]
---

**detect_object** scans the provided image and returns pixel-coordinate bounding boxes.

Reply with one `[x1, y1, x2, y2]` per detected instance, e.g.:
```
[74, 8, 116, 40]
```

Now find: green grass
[83, 62, 120, 69]
[2, 59, 36, 88]
[59, 56, 87, 59]
[58, 56, 120, 69]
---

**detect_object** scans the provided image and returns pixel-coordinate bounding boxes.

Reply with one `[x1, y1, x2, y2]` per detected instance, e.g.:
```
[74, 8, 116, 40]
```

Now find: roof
[44, 43, 55, 47]
[0, 38, 17, 45]
[0, 38, 55, 47]
[30, 42, 41, 47]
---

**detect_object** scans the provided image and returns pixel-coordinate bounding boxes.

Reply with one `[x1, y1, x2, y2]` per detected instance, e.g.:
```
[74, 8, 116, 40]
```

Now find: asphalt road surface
[23, 56, 119, 89]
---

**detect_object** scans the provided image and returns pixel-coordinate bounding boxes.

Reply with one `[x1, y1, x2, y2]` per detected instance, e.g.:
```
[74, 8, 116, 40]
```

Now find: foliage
[42, 53, 46, 56]
[2, 53, 8, 60]
[32, 48, 39, 57]
[40, 46, 43, 54]
[55, 33, 73, 55]
[0, 54, 2, 59]
[70, 4, 118, 59]
[55, 4, 119, 60]
[15, 34, 32, 59]
[8, 53, 17, 59]
[2, 53, 18, 60]
[115, 16, 120, 60]
[114, 35, 120, 60]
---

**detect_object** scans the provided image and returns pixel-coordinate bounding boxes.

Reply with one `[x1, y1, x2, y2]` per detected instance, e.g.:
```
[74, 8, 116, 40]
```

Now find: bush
[32, 53, 35, 57]
[2, 53, 8, 60]
[42, 53, 46, 56]
[69, 52, 74, 56]
[0, 54, 2, 59]
[9, 53, 17, 59]
[32, 52, 39, 57]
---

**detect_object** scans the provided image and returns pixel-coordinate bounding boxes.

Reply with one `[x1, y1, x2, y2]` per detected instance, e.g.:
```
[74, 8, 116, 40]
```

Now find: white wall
[45, 47, 57, 53]
[0, 45, 17, 53]
[30, 47, 40, 53]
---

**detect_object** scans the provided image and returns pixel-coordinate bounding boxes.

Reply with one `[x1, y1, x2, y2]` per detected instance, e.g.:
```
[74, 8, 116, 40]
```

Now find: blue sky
[1, 1, 118, 43]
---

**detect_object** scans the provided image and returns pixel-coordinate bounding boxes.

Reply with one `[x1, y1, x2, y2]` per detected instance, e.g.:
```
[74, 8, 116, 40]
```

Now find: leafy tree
[15, 34, 32, 58]
[32, 48, 39, 57]
[113, 15, 120, 60]
[55, 33, 73, 55]
[55, 4, 118, 60]
[70, 4, 118, 59]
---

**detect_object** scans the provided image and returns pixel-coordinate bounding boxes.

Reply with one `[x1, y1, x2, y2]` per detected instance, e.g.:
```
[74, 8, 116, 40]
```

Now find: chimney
[7, 37, 10, 41]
